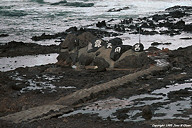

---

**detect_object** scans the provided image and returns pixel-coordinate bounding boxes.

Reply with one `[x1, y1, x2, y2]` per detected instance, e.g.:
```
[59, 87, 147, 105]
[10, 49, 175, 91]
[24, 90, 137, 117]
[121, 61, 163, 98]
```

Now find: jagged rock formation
[57, 32, 154, 71]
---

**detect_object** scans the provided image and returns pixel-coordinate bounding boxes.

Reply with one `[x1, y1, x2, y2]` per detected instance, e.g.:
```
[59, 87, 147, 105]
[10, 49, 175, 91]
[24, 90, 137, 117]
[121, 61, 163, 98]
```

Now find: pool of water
[0, 53, 58, 72]
[60, 80, 192, 121]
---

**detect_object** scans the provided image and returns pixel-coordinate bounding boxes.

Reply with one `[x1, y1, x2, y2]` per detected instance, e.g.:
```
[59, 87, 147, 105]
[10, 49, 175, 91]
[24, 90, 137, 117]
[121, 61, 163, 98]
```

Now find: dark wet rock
[171, 20, 185, 29]
[64, 2, 94, 7]
[79, 54, 94, 66]
[142, 105, 153, 120]
[51, 1, 94, 7]
[96, 21, 106, 28]
[50, 0, 67, 5]
[60, 32, 98, 51]
[165, 5, 192, 11]
[169, 30, 181, 36]
[88, 39, 105, 53]
[158, 21, 173, 28]
[78, 32, 97, 48]
[180, 37, 192, 40]
[108, 38, 123, 47]
[114, 52, 154, 68]
[163, 43, 172, 45]
[0, 41, 59, 57]
[151, 42, 163, 46]
[57, 51, 69, 62]
[11, 83, 26, 91]
[110, 45, 122, 60]
[107, 6, 129, 12]
[168, 89, 192, 101]
[56, 52, 72, 67]
[110, 45, 132, 61]
[31, 32, 67, 41]
[183, 23, 192, 32]
[121, 18, 133, 24]
[169, 10, 187, 18]
[44, 67, 63, 74]
[168, 46, 192, 68]
[0, 34, 9, 37]
[105, 42, 113, 49]
[60, 34, 79, 51]
[65, 26, 78, 33]
[116, 113, 129, 121]
[132, 43, 144, 52]
[114, 108, 130, 121]
[141, 22, 150, 28]
[69, 52, 78, 65]
[146, 47, 161, 52]
[114, 24, 125, 32]
[78, 28, 119, 38]
[152, 14, 167, 22]
[142, 30, 158, 35]
[159, 29, 181, 36]
[6, 41, 25, 47]
[93, 57, 110, 72]
[128, 24, 137, 29]
[151, 42, 171, 46]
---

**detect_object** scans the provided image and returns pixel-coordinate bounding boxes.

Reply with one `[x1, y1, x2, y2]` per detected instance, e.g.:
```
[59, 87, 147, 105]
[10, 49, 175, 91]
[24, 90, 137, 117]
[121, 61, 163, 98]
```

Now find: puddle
[60, 81, 192, 122]
[0, 53, 58, 72]
[10, 72, 76, 93]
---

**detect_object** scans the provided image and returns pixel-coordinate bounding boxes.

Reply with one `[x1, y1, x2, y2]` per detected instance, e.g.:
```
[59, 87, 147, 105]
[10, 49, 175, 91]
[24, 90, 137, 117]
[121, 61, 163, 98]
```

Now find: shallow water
[0, 53, 58, 72]
[60, 80, 192, 121]
[9, 71, 76, 93]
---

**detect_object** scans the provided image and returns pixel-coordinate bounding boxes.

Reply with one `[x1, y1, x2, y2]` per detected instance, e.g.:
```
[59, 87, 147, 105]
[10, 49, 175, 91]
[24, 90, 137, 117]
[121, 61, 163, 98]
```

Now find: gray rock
[142, 105, 153, 120]
[88, 39, 104, 53]
[110, 45, 132, 61]
[59, 34, 79, 51]
[105, 37, 123, 49]
[132, 43, 144, 52]
[114, 52, 154, 68]
[93, 57, 110, 71]
[79, 54, 94, 66]
[56, 51, 69, 61]
[12, 83, 26, 91]
[77, 32, 97, 48]
[69, 52, 78, 65]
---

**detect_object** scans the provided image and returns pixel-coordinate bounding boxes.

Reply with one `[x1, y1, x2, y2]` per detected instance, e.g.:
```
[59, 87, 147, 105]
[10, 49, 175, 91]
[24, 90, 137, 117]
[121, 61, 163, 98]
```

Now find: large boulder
[77, 32, 97, 48]
[59, 34, 78, 51]
[88, 39, 105, 53]
[57, 51, 69, 62]
[56, 51, 78, 66]
[59, 32, 97, 51]
[168, 46, 192, 68]
[114, 51, 154, 68]
[184, 23, 192, 32]
[57, 32, 154, 70]
[93, 57, 110, 71]
[110, 45, 132, 61]
[132, 43, 144, 52]
[105, 37, 123, 49]
[78, 53, 94, 66]
[97, 47, 114, 68]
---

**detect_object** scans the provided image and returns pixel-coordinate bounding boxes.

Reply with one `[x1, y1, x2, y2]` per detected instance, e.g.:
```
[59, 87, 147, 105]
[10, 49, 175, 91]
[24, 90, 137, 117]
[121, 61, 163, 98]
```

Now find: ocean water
[0, 0, 191, 46]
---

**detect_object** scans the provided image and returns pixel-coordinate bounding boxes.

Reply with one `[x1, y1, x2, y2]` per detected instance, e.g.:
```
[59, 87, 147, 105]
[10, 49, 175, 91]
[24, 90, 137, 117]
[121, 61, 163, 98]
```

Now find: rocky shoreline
[0, 5, 192, 128]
